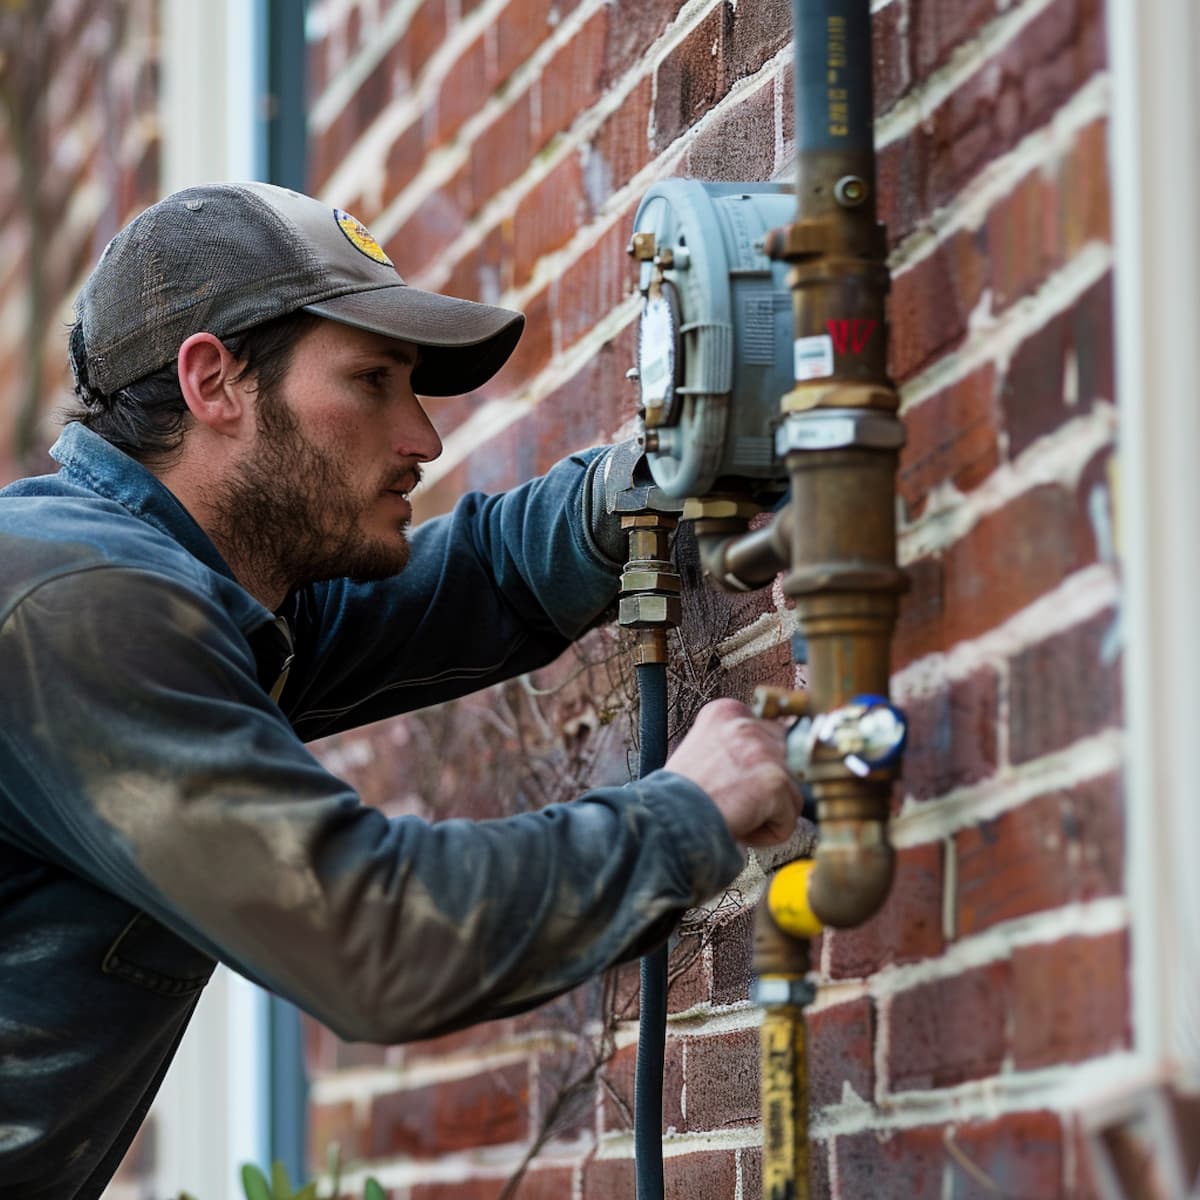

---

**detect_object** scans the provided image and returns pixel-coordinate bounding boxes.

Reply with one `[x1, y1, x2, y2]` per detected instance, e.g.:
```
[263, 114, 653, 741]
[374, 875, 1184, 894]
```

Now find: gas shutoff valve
[627, 181, 796, 500]
[787, 694, 908, 779]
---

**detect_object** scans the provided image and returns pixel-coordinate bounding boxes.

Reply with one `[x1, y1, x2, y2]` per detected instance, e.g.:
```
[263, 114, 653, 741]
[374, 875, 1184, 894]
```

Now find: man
[0, 182, 802, 1198]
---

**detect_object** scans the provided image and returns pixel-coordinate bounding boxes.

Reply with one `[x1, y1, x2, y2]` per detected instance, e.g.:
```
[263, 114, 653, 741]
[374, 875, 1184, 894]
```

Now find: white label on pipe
[794, 334, 834, 381]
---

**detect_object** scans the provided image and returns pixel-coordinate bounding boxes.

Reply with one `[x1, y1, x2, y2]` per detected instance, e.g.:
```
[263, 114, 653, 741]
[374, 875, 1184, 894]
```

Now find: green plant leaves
[241, 1164, 274, 1200]
[235, 1160, 386, 1200]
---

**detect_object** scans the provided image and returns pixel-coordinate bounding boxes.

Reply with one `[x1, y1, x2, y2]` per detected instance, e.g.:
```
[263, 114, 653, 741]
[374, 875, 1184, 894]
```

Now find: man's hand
[664, 698, 805, 847]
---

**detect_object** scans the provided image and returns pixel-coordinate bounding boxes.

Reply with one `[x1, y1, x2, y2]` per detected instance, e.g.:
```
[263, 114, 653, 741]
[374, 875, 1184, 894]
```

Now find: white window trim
[1109, 0, 1200, 1085]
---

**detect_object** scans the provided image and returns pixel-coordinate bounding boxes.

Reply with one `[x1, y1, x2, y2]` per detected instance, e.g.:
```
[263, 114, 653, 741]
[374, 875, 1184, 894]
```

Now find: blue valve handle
[788, 694, 908, 778]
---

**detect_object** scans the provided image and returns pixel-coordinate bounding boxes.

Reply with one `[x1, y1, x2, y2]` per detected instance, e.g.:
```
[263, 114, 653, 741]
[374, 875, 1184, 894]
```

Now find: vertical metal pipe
[634, 662, 669, 1200]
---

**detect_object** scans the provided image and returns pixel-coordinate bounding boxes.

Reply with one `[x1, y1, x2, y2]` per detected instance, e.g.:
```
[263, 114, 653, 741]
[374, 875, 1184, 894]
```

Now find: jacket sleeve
[0, 566, 742, 1043]
[284, 448, 624, 740]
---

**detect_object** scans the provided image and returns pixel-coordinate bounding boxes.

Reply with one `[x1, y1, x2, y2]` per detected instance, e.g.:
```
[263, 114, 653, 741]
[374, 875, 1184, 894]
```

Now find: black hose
[634, 660, 669, 1200]
[791, 0, 874, 154]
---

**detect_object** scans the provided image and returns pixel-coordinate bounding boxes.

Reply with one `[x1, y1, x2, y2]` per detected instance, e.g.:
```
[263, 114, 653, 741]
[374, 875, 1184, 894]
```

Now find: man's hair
[63, 309, 322, 465]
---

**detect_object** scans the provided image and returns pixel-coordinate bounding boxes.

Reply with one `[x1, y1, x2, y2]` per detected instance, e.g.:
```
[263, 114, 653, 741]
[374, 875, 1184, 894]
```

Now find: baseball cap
[75, 181, 525, 397]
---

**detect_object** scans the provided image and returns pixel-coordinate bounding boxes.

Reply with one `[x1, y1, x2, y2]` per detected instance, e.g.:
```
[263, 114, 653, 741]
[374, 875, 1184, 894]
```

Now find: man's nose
[398, 395, 443, 463]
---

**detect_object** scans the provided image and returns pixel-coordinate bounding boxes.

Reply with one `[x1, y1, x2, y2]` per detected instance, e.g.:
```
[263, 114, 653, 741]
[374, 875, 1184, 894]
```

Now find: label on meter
[638, 289, 679, 418]
[793, 333, 834, 381]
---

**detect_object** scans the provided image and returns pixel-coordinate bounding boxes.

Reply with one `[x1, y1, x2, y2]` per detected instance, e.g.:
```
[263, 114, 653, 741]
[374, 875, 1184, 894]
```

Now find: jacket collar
[50, 422, 243, 589]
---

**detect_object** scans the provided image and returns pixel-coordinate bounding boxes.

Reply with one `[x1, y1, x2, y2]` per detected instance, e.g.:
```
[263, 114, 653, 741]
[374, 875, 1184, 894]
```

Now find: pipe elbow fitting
[807, 821, 895, 929]
[695, 503, 793, 592]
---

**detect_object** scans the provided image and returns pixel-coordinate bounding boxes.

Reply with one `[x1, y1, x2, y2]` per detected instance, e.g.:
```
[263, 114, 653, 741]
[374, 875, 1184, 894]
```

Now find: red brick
[1012, 931, 1131, 1069]
[808, 997, 875, 1109]
[410, 1181, 503, 1200]
[987, 170, 1058, 312]
[682, 1028, 759, 1130]
[726, 0, 789, 83]
[877, 132, 931, 247]
[954, 1110, 1065, 1198]
[837, 1112, 1066, 1198]
[1000, 273, 1114, 459]
[442, 224, 510, 307]
[469, 416, 539, 495]
[894, 483, 1099, 670]
[433, 34, 492, 145]
[826, 842, 945, 977]
[666, 930, 710, 1014]
[1009, 608, 1122, 764]
[685, 77, 776, 182]
[899, 364, 1000, 522]
[366, 1063, 530, 1157]
[912, 0, 996, 75]
[888, 961, 1011, 1091]
[537, 8, 608, 142]
[1058, 120, 1112, 257]
[926, 0, 1107, 213]
[496, 0, 559, 85]
[554, 210, 637, 350]
[599, 1038, 684, 1134]
[510, 1167, 578, 1200]
[601, 0, 682, 86]
[386, 171, 470, 276]
[384, 119, 427, 198]
[583, 76, 654, 216]
[404, 1, 446, 82]
[350, 42, 402, 134]
[653, 6, 730, 150]
[582, 1155, 635, 1199]
[873, 0, 912, 115]
[470, 91, 533, 209]
[835, 1125, 947, 1197]
[531, 325, 635, 473]
[489, 284, 553, 400]
[711, 904, 755, 1006]
[513, 152, 585, 287]
[889, 228, 988, 381]
[665, 1151, 737, 1199]
[534, 1043, 596, 1143]
[956, 773, 1123, 937]
[901, 666, 1000, 802]
[876, 0, 1107, 243]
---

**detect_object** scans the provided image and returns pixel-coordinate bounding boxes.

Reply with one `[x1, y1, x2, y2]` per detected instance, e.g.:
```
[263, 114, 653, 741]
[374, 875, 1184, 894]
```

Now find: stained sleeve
[283, 448, 624, 740]
[0, 567, 742, 1042]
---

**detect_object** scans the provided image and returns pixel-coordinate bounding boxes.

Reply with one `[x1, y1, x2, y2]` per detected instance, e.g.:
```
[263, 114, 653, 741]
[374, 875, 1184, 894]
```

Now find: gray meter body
[632, 180, 795, 499]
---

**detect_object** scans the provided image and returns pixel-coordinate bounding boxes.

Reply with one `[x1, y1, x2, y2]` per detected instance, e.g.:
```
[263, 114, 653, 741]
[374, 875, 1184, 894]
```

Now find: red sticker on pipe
[827, 318, 877, 354]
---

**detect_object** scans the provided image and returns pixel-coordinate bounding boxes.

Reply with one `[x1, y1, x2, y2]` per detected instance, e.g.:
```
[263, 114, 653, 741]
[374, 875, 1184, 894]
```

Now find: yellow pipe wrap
[767, 859, 824, 940]
[761, 995, 809, 1200]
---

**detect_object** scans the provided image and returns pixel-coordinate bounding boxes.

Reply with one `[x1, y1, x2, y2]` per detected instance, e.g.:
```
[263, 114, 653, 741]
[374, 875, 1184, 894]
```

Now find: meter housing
[631, 180, 795, 500]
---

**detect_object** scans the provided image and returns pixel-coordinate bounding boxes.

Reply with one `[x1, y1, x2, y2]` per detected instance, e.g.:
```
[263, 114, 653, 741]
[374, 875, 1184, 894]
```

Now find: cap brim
[303, 284, 525, 396]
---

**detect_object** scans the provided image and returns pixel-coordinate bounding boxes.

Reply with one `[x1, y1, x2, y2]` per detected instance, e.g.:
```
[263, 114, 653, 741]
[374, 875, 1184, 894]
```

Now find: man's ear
[177, 333, 250, 437]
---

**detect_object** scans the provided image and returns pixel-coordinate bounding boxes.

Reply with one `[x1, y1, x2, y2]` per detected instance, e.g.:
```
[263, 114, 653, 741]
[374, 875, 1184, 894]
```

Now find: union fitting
[619, 514, 681, 665]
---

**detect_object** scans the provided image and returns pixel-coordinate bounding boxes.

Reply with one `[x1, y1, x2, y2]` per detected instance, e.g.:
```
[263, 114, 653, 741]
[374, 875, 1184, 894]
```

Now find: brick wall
[0, 0, 160, 488]
[0, 1, 160, 1186]
[0, 0, 1125, 1195]
[302, 0, 1123, 1197]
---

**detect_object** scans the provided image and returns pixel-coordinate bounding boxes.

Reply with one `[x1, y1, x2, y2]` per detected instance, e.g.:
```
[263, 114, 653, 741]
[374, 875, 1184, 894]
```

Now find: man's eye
[360, 369, 388, 390]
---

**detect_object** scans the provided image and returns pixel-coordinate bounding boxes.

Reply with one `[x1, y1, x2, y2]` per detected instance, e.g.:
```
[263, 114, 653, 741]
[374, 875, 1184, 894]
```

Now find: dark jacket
[0, 424, 742, 1198]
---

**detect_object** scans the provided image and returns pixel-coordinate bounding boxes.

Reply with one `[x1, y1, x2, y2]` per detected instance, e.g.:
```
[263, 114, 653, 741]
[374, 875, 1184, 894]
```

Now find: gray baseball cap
[76, 181, 525, 397]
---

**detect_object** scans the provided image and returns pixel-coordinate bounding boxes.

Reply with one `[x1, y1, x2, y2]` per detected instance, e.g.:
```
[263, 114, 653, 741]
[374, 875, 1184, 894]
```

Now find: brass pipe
[752, 892, 815, 1200]
[694, 502, 795, 592]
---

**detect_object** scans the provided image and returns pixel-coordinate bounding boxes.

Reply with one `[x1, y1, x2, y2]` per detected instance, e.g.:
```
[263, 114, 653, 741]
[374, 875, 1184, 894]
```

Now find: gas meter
[629, 181, 796, 500]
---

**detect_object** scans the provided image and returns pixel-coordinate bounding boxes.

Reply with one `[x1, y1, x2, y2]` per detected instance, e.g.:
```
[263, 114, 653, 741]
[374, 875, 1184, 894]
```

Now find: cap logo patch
[334, 208, 392, 266]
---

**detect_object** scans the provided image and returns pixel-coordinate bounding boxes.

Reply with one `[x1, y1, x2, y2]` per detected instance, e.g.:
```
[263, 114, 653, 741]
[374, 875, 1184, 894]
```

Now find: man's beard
[207, 388, 414, 598]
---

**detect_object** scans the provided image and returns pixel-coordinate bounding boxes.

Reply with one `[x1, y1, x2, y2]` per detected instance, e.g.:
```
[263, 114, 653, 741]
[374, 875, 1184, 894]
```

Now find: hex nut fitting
[682, 496, 762, 521]
[620, 569, 682, 594]
[619, 593, 683, 627]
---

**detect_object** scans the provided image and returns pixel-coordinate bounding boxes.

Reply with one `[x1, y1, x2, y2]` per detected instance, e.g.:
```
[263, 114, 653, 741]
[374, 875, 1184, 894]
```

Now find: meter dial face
[637, 279, 682, 428]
